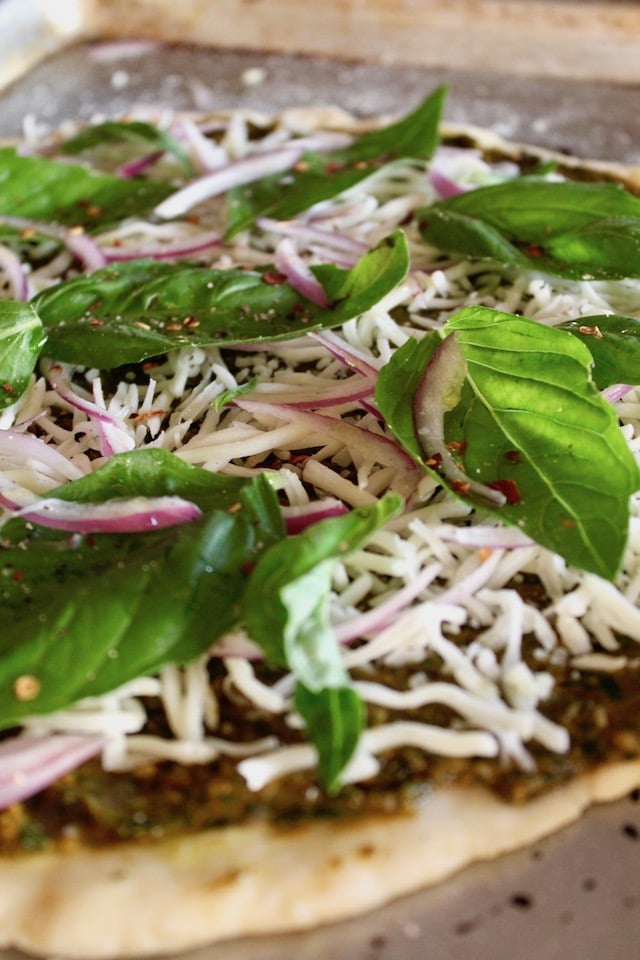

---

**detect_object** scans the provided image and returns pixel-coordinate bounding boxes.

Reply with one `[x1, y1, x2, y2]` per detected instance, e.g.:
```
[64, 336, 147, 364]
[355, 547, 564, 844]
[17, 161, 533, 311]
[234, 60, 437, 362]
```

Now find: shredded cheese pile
[2, 108, 640, 793]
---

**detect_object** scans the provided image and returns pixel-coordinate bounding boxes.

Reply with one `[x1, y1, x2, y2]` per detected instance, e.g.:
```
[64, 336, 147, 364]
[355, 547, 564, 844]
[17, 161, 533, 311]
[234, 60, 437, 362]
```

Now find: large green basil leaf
[226, 86, 446, 235]
[0, 301, 46, 408]
[376, 306, 640, 579]
[558, 314, 640, 389]
[60, 120, 193, 175]
[0, 147, 172, 230]
[33, 231, 409, 368]
[0, 471, 282, 728]
[244, 493, 402, 789]
[417, 178, 640, 279]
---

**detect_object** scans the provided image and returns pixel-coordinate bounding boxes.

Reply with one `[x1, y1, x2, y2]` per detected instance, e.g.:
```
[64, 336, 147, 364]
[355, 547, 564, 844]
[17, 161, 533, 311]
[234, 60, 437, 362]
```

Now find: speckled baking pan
[1, 10, 640, 960]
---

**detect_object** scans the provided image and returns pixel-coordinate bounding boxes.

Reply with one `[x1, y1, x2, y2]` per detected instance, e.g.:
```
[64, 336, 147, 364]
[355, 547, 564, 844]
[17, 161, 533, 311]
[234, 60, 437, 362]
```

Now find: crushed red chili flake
[1, 383, 14, 394]
[578, 325, 603, 338]
[505, 450, 521, 464]
[489, 478, 522, 504]
[446, 440, 467, 453]
[262, 270, 288, 286]
[451, 479, 471, 495]
[525, 243, 545, 258]
[182, 317, 201, 328]
[425, 452, 443, 468]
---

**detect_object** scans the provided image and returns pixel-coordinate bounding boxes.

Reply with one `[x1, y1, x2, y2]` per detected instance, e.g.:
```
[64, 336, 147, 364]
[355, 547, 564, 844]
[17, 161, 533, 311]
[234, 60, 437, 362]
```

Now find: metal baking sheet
[1, 30, 640, 960]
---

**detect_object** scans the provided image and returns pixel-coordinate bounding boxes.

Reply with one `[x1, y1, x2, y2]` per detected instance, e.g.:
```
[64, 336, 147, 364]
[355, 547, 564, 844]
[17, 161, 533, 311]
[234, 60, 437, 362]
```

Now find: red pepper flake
[489, 478, 522, 505]
[241, 562, 255, 575]
[446, 440, 467, 453]
[165, 322, 182, 331]
[13, 675, 41, 702]
[425, 452, 443, 469]
[89, 318, 105, 327]
[262, 270, 288, 286]
[451, 479, 471, 495]
[1, 383, 14, 394]
[130, 409, 168, 423]
[324, 161, 343, 175]
[182, 316, 201, 328]
[525, 243, 545, 258]
[578, 324, 603, 338]
[504, 449, 521, 464]
[11, 569, 23, 582]
[562, 518, 577, 528]
[227, 502, 242, 514]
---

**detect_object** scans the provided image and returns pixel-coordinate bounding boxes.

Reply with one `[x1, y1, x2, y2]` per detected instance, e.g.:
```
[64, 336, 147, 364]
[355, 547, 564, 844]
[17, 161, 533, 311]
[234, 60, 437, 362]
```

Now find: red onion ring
[154, 147, 303, 220]
[0, 734, 105, 810]
[12, 494, 202, 534]
[274, 237, 329, 308]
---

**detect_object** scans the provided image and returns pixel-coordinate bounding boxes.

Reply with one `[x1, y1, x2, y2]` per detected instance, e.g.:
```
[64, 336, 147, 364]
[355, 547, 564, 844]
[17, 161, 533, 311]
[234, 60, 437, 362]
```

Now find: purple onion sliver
[101, 230, 221, 262]
[274, 237, 329, 308]
[154, 147, 303, 219]
[282, 498, 348, 534]
[0, 429, 87, 480]
[16, 495, 202, 534]
[0, 734, 105, 810]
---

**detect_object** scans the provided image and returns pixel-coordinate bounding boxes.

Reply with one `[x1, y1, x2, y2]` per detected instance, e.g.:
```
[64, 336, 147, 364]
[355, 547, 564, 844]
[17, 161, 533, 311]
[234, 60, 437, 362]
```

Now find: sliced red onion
[257, 216, 368, 257]
[0, 734, 105, 810]
[64, 229, 108, 271]
[117, 150, 164, 179]
[154, 147, 303, 220]
[0, 429, 88, 480]
[0, 215, 106, 272]
[274, 237, 329, 308]
[252, 374, 375, 410]
[47, 364, 132, 458]
[0, 243, 29, 300]
[413, 335, 506, 507]
[309, 330, 382, 376]
[335, 561, 441, 644]
[13, 494, 202, 533]
[171, 118, 228, 173]
[235, 397, 421, 498]
[429, 167, 466, 199]
[602, 383, 635, 404]
[100, 229, 221, 262]
[0, 473, 38, 512]
[282, 497, 348, 534]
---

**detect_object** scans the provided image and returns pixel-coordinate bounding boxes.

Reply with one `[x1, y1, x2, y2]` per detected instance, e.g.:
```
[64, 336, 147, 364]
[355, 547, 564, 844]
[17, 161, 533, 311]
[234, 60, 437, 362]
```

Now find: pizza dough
[0, 758, 637, 959]
[2, 104, 640, 959]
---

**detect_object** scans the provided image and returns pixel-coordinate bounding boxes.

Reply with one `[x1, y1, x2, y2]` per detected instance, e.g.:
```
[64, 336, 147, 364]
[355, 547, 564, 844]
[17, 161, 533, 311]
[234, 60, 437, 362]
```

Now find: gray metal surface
[1, 27, 640, 960]
[0, 41, 639, 165]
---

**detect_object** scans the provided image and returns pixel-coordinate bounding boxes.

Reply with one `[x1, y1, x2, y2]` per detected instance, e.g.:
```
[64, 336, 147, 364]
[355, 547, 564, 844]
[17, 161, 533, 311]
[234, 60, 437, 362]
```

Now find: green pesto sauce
[3, 641, 640, 855]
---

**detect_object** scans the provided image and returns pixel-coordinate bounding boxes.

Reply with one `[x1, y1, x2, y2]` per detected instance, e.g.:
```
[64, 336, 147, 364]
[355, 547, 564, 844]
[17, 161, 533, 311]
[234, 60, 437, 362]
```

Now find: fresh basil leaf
[60, 120, 193, 175]
[33, 231, 409, 368]
[294, 684, 364, 795]
[376, 307, 640, 579]
[0, 472, 281, 728]
[244, 493, 401, 789]
[0, 301, 46, 408]
[559, 314, 640, 389]
[417, 178, 640, 279]
[226, 86, 446, 235]
[0, 147, 172, 230]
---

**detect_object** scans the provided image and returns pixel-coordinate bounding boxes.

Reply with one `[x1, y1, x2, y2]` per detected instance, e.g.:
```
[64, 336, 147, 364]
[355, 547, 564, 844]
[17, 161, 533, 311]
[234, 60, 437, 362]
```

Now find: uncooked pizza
[1, 86, 640, 958]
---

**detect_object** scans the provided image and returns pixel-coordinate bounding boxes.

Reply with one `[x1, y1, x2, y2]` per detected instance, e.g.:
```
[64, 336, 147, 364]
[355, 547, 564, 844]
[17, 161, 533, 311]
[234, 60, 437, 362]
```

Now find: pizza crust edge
[0, 758, 638, 959]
